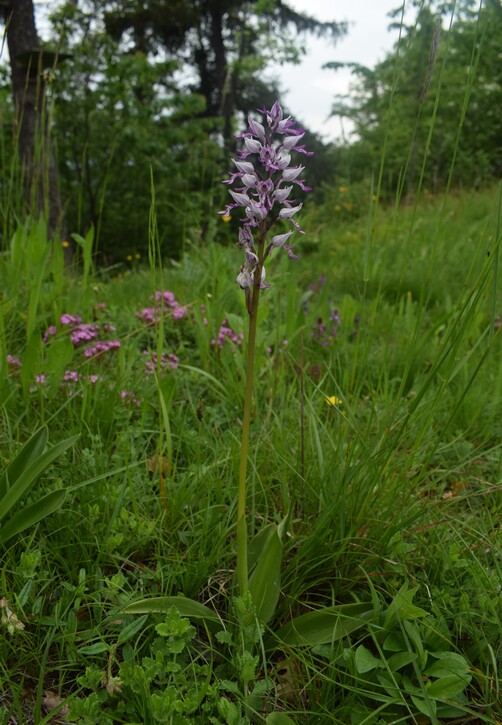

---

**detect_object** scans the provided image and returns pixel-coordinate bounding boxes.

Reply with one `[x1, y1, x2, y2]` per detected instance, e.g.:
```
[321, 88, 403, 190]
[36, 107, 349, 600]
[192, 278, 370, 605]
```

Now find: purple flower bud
[233, 159, 255, 174]
[271, 231, 294, 248]
[247, 116, 266, 140]
[276, 151, 292, 169]
[278, 203, 303, 219]
[282, 166, 304, 181]
[241, 174, 258, 187]
[273, 186, 293, 203]
[229, 190, 251, 206]
[238, 227, 254, 248]
[244, 137, 262, 153]
[237, 266, 253, 288]
[282, 133, 305, 149]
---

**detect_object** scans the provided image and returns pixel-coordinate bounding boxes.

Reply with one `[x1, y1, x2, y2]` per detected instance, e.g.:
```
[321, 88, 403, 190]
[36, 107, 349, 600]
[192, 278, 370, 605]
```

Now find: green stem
[236, 271, 262, 596]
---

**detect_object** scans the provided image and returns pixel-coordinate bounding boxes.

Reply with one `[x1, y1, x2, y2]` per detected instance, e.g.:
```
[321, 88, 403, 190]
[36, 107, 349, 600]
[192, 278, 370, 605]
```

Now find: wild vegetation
[0, 1, 501, 724]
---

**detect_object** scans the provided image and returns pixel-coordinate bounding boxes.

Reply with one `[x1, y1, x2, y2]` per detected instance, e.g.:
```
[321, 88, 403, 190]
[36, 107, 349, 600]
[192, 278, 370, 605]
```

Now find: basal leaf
[122, 596, 221, 630]
[274, 603, 374, 647]
[0, 489, 66, 544]
[248, 524, 283, 624]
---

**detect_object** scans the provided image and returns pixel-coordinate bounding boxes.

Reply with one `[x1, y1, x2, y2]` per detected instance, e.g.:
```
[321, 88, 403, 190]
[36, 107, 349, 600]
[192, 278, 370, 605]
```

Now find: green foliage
[47, 1, 223, 261]
[0, 426, 78, 545]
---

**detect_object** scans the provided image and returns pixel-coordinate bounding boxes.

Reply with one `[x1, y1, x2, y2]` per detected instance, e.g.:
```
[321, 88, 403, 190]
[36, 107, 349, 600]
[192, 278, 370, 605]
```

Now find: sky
[269, 0, 409, 141]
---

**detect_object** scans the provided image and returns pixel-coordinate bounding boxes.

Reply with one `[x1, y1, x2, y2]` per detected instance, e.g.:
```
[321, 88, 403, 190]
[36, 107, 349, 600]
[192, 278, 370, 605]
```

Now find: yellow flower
[135, 253, 141, 260]
[62, 240, 70, 248]
[335, 204, 341, 212]
[126, 254, 133, 261]
[338, 186, 348, 193]
[325, 395, 343, 407]
[222, 214, 231, 223]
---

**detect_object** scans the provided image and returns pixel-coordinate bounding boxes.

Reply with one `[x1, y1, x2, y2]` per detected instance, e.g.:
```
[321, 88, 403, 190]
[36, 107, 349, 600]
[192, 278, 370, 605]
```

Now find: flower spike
[221, 101, 312, 295]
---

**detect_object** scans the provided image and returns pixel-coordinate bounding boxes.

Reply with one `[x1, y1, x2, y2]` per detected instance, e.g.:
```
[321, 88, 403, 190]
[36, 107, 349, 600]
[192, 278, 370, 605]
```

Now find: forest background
[1, 0, 501, 262]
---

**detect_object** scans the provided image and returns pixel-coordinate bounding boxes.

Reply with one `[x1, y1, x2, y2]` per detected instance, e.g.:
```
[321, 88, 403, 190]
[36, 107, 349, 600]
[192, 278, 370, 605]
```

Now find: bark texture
[3, 0, 64, 236]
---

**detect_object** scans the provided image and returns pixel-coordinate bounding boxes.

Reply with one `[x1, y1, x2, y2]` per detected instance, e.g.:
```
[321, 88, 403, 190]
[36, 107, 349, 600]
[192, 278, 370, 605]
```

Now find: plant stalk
[236, 262, 262, 596]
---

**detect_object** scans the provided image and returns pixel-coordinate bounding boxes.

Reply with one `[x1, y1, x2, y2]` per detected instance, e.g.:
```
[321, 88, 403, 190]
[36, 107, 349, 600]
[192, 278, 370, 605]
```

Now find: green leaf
[427, 675, 471, 699]
[383, 632, 406, 651]
[410, 694, 437, 720]
[116, 614, 149, 645]
[121, 596, 221, 629]
[387, 651, 416, 672]
[248, 524, 283, 624]
[0, 427, 48, 500]
[355, 645, 383, 673]
[0, 434, 79, 520]
[273, 603, 374, 648]
[78, 642, 109, 655]
[0, 489, 66, 544]
[266, 712, 296, 724]
[383, 583, 428, 632]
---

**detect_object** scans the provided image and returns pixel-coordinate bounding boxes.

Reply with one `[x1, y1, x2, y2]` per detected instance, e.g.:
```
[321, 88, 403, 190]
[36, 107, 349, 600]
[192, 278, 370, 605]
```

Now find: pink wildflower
[83, 340, 121, 358]
[6, 354, 22, 368]
[61, 313, 82, 327]
[211, 319, 244, 349]
[43, 325, 57, 343]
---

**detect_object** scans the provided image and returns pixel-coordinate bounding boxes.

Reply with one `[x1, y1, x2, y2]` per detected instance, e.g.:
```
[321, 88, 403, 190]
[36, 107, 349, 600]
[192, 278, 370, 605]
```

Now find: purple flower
[220, 101, 312, 302]
[83, 340, 121, 358]
[137, 290, 186, 324]
[211, 319, 244, 349]
[6, 354, 22, 368]
[143, 350, 179, 375]
[62, 370, 79, 383]
[70, 323, 100, 346]
[61, 313, 82, 327]
[120, 389, 140, 408]
[43, 325, 57, 343]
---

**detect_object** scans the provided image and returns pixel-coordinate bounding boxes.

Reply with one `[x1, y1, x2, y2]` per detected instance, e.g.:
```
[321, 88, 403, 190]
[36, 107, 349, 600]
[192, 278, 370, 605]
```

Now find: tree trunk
[3, 0, 65, 238]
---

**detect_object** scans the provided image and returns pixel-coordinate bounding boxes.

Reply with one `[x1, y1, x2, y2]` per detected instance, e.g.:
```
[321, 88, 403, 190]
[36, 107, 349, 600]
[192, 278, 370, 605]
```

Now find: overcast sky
[269, 0, 409, 140]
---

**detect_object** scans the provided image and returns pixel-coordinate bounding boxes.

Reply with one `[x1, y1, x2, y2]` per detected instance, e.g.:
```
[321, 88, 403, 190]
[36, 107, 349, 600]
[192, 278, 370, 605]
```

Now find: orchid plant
[124, 103, 375, 696]
[220, 101, 313, 596]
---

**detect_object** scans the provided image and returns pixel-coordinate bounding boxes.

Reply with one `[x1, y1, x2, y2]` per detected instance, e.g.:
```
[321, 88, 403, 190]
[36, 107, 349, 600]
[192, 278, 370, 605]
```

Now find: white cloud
[268, 0, 411, 140]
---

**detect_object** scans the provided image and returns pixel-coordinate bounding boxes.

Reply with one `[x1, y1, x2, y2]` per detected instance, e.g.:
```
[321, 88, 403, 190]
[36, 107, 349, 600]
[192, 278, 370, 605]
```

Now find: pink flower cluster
[42, 313, 121, 359]
[143, 350, 179, 375]
[83, 339, 121, 358]
[138, 290, 187, 325]
[211, 319, 244, 349]
[6, 354, 22, 368]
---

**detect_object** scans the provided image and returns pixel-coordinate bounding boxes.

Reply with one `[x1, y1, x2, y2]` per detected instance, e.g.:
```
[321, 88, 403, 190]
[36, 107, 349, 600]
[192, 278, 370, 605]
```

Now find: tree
[326, 0, 502, 196]
[103, 0, 347, 148]
[1, 0, 66, 236]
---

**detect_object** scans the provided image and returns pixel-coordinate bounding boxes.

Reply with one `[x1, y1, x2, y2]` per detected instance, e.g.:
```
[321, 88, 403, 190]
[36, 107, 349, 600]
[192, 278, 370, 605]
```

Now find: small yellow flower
[222, 214, 231, 223]
[325, 395, 343, 407]
[338, 186, 348, 193]
[335, 204, 341, 212]
[62, 240, 70, 248]
[135, 253, 141, 260]
[126, 254, 133, 261]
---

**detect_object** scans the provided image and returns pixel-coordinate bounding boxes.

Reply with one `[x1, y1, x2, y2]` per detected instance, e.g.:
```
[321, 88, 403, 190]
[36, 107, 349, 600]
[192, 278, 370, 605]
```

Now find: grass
[0, 184, 501, 724]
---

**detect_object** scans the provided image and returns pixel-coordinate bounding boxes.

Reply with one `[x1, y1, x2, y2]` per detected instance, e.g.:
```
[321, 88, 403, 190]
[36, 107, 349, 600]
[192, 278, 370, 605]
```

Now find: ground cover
[0, 185, 501, 724]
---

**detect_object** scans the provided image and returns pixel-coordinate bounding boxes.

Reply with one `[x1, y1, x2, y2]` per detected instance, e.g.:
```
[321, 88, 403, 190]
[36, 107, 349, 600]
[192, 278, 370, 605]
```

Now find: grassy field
[0, 184, 501, 724]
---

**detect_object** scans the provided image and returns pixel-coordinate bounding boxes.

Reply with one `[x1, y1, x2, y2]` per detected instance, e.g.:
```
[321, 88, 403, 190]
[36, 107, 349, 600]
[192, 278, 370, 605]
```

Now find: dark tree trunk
[3, 0, 65, 238]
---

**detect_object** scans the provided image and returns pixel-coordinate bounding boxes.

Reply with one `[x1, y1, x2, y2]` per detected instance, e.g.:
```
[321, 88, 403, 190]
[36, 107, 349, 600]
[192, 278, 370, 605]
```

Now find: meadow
[0, 178, 501, 724]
